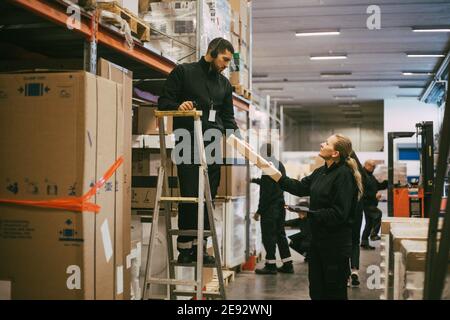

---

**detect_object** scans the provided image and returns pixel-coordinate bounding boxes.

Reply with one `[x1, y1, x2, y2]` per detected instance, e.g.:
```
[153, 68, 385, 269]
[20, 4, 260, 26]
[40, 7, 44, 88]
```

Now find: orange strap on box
[0, 156, 124, 213]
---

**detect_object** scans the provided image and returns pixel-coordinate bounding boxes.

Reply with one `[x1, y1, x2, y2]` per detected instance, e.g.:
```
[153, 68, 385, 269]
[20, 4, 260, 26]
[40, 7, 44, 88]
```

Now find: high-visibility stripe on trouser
[282, 257, 293, 263]
[177, 241, 193, 249]
[266, 259, 277, 264]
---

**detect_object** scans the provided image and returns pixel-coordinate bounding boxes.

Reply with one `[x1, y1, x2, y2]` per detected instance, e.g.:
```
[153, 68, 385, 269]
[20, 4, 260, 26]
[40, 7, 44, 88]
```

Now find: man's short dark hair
[207, 37, 235, 55]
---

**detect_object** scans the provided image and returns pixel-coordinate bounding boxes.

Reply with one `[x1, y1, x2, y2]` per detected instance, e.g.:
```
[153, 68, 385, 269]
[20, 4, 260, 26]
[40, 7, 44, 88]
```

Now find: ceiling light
[271, 96, 294, 101]
[329, 85, 355, 91]
[259, 87, 284, 92]
[407, 53, 445, 58]
[398, 85, 424, 89]
[338, 104, 360, 108]
[334, 95, 357, 100]
[412, 27, 450, 33]
[321, 72, 352, 77]
[397, 95, 419, 98]
[296, 30, 340, 37]
[402, 72, 435, 76]
[253, 73, 269, 78]
[310, 55, 347, 60]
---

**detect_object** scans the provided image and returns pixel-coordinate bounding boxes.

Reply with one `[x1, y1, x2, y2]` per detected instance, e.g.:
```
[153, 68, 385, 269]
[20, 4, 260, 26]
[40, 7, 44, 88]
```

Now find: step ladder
[142, 110, 226, 300]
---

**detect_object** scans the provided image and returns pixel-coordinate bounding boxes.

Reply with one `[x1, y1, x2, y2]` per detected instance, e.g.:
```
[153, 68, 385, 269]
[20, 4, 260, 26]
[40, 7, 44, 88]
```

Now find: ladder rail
[158, 116, 177, 300]
[142, 167, 165, 300]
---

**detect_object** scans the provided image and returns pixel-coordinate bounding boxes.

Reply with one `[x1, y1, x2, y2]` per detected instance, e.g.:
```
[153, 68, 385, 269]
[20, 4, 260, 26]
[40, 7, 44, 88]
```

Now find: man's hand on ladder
[178, 101, 196, 111]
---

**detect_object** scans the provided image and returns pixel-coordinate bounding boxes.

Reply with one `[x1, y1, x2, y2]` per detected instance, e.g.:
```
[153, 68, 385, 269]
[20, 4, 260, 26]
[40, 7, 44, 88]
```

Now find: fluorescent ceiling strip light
[412, 27, 450, 33]
[402, 72, 435, 76]
[321, 72, 352, 77]
[407, 53, 445, 58]
[259, 87, 284, 92]
[338, 104, 360, 108]
[296, 30, 340, 37]
[334, 95, 357, 100]
[310, 55, 347, 60]
[329, 86, 355, 91]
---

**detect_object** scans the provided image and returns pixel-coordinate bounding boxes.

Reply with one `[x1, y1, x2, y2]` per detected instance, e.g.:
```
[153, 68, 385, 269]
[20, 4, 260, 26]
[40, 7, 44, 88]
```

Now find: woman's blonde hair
[333, 134, 363, 200]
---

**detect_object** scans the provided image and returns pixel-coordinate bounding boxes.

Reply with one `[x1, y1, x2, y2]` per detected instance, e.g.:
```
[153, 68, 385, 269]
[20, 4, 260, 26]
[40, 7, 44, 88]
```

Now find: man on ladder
[158, 37, 242, 264]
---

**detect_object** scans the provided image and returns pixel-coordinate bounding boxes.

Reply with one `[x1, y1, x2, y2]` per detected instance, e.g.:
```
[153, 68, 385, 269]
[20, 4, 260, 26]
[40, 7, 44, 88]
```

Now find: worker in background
[279, 134, 363, 300]
[360, 160, 388, 250]
[158, 38, 242, 264]
[251, 143, 293, 275]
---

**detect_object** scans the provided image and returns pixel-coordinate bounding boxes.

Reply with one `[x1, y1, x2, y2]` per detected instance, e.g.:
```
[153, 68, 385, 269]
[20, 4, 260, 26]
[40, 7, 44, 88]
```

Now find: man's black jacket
[278, 161, 358, 250]
[363, 170, 388, 207]
[252, 158, 286, 215]
[158, 57, 240, 137]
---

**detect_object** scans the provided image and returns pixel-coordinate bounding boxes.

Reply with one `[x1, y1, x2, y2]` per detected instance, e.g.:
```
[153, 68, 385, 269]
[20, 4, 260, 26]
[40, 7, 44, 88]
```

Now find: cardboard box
[380, 217, 429, 235]
[134, 106, 173, 135]
[132, 149, 174, 176]
[231, 33, 240, 54]
[230, 10, 240, 35]
[217, 165, 248, 197]
[0, 71, 122, 299]
[97, 58, 133, 300]
[131, 187, 157, 209]
[230, 0, 248, 25]
[230, 68, 249, 87]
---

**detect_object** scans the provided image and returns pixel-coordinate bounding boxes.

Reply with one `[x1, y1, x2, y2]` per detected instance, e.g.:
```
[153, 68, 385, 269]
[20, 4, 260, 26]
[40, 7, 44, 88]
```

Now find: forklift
[387, 121, 434, 218]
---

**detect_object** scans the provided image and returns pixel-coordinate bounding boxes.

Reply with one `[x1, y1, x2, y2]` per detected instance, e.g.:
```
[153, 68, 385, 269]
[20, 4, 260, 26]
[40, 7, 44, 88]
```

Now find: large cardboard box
[134, 106, 173, 135]
[97, 58, 132, 299]
[0, 71, 122, 299]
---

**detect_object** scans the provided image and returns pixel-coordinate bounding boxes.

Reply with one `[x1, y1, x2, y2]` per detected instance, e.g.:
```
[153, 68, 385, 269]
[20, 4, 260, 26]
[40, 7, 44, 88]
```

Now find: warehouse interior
[0, 0, 449, 301]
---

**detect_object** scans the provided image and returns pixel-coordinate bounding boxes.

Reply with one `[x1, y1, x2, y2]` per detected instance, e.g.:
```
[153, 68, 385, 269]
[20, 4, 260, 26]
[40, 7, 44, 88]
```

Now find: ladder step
[169, 229, 212, 237]
[147, 278, 199, 286]
[173, 290, 222, 298]
[170, 260, 216, 268]
[160, 197, 199, 203]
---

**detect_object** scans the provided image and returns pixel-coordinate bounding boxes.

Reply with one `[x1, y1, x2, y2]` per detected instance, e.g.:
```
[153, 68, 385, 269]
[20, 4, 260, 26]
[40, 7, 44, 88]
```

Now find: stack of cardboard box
[131, 148, 178, 210]
[0, 66, 132, 299]
[229, 0, 250, 88]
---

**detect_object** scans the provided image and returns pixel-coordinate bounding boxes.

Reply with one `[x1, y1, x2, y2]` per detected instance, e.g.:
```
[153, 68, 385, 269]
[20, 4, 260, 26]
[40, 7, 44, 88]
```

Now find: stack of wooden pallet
[97, 1, 150, 42]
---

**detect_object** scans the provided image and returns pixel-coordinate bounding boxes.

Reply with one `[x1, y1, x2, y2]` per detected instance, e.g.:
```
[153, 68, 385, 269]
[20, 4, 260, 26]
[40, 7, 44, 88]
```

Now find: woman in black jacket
[279, 134, 363, 300]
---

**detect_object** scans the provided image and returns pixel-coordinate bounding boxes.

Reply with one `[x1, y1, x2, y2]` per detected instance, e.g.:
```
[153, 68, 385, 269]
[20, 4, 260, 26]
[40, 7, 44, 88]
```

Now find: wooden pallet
[232, 85, 251, 100]
[97, 1, 150, 42]
[204, 270, 236, 292]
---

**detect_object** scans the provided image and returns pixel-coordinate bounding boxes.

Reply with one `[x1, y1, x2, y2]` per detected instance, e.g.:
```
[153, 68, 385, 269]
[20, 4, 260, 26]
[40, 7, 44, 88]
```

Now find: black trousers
[308, 245, 350, 300]
[176, 162, 221, 251]
[260, 204, 292, 264]
[361, 206, 382, 242]
[350, 203, 363, 269]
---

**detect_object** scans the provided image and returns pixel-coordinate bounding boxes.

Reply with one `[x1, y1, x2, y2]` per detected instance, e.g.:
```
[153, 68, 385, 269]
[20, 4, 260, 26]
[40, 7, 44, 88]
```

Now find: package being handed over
[226, 134, 282, 182]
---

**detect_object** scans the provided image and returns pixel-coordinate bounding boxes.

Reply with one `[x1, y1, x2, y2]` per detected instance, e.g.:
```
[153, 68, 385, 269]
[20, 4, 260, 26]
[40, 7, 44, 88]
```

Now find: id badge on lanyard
[208, 99, 216, 122]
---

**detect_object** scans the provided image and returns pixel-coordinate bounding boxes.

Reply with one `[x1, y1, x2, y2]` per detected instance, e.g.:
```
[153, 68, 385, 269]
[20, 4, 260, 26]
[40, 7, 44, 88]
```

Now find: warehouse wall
[284, 121, 384, 152]
[384, 98, 440, 177]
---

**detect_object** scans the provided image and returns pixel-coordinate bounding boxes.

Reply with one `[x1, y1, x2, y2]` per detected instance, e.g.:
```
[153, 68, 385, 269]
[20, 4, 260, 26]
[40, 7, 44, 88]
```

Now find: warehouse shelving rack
[0, 0, 250, 111]
[0, 0, 251, 300]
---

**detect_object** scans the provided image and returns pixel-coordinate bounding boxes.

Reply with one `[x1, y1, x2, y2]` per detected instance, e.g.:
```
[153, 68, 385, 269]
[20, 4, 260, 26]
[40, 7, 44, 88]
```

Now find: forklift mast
[416, 121, 434, 217]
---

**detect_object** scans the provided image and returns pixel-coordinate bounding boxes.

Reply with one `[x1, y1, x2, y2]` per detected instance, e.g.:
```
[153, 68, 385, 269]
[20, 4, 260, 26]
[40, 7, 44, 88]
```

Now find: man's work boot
[255, 263, 277, 275]
[177, 249, 194, 263]
[192, 245, 216, 265]
[277, 261, 294, 274]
